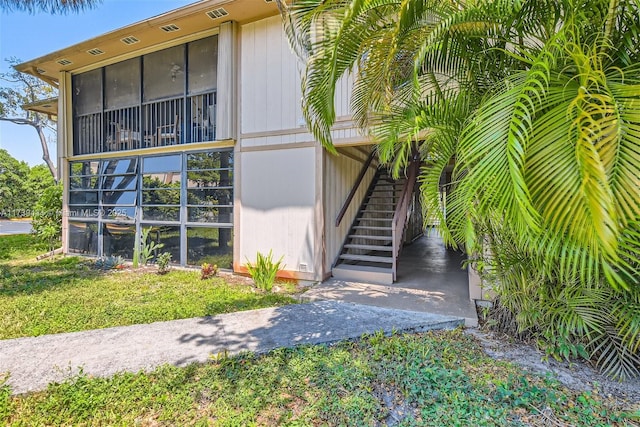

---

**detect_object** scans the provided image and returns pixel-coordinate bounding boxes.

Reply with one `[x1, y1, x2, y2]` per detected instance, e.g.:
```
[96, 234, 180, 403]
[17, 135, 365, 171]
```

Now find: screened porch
[72, 36, 219, 155]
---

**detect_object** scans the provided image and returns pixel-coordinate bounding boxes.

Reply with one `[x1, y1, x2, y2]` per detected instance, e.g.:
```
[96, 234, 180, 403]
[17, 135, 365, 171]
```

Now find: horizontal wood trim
[240, 141, 315, 152]
[334, 136, 375, 147]
[68, 139, 235, 160]
[240, 116, 359, 140]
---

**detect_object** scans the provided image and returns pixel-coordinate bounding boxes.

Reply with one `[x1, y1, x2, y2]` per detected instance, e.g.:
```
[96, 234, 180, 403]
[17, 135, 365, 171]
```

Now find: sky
[0, 0, 192, 166]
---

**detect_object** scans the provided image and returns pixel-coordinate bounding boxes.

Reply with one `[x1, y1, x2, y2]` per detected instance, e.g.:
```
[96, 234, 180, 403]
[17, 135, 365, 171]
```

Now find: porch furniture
[107, 123, 141, 151]
[156, 114, 180, 146]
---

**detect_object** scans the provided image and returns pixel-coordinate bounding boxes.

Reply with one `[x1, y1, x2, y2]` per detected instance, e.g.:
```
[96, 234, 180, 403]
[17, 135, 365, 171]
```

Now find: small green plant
[201, 262, 218, 280]
[245, 250, 284, 292]
[94, 255, 126, 270]
[31, 184, 62, 252]
[0, 373, 12, 423]
[156, 252, 172, 275]
[134, 227, 164, 267]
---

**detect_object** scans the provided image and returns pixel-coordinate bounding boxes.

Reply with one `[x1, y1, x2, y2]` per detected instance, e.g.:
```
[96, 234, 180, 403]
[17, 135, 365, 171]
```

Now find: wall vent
[57, 59, 72, 66]
[160, 23, 180, 32]
[87, 48, 105, 56]
[206, 8, 229, 20]
[121, 36, 140, 45]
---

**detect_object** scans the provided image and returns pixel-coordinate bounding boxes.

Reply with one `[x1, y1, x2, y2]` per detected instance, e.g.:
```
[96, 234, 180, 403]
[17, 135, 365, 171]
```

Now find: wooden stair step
[339, 253, 393, 263]
[344, 244, 392, 251]
[360, 210, 395, 213]
[348, 234, 393, 241]
[352, 225, 392, 231]
[356, 217, 393, 222]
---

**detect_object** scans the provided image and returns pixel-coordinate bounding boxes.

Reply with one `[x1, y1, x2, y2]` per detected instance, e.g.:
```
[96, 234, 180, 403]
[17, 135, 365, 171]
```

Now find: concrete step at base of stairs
[331, 264, 394, 285]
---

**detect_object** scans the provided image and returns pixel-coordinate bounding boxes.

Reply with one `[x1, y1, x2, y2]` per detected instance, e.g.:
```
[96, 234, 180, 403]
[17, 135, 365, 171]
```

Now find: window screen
[143, 45, 185, 102]
[105, 58, 141, 110]
[73, 69, 102, 115]
[188, 36, 218, 94]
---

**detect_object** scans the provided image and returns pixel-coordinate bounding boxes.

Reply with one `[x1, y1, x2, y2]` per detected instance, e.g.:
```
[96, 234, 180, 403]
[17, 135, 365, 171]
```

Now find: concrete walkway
[0, 301, 463, 394]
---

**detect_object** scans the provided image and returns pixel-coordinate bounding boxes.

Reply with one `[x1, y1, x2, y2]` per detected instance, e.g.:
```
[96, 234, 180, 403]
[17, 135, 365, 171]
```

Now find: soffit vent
[87, 48, 105, 56]
[121, 36, 140, 45]
[57, 59, 72, 66]
[206, 8, 229, 20]
[264, 0, 274, 3]
[36, 68, 47, 74]
[160, 23, 180, 32]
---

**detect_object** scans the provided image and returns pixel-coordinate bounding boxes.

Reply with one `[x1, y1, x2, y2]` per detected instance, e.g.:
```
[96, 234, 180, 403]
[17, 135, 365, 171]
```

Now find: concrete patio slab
[301, 279, 478, 327]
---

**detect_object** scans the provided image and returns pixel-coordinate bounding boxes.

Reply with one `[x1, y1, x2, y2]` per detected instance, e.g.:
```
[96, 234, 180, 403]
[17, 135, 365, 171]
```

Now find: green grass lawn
[0, 234, 296, 339]
[2, 329, 634, 426]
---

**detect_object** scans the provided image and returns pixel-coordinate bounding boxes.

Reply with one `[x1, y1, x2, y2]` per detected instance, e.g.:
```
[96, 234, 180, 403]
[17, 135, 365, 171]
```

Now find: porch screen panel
[68, 221, 98, 255]
[73, 69, 102, 114]
[72, 69, 103, 155]
[143, 45, 185, 102]
[188, 36, 218, 94]
[105, 58, 141, 109]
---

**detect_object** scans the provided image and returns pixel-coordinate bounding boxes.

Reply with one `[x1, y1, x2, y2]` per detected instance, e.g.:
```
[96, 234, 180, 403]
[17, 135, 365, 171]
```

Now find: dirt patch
[465, 328, 640, 408]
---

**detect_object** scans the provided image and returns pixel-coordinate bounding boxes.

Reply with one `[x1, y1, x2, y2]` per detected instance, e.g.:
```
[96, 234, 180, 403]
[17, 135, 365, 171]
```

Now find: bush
[246, 250, 284, 292]
[201, 262, 218, 280]
[133, 227, 164, 267]
[31, 184, 62, 251]
[156, 252, 172, 275]
[481, 221, 640, 380]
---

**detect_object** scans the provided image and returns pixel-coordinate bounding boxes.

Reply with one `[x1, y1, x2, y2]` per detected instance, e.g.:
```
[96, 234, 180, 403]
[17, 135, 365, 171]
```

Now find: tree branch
[0, 116, 37, 126]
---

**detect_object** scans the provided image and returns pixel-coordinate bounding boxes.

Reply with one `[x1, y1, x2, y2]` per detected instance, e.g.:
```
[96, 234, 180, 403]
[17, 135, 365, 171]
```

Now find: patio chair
[156, 114, 180, 146]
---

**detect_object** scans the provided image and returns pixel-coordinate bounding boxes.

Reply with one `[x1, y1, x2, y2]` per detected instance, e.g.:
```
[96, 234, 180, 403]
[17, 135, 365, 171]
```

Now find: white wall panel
[240, 147, 318, 277]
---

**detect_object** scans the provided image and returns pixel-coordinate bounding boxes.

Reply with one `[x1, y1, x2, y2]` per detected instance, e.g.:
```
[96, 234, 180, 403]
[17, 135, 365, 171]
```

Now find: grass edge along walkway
[2, 329, 635, 426]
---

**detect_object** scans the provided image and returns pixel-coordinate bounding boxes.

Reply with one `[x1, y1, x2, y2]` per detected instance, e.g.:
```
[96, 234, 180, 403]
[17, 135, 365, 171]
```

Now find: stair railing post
[391, 161, 418, 281]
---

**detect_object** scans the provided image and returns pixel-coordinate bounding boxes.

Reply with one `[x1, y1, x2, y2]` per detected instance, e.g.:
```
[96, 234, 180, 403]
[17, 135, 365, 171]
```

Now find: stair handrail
[335, 150, 376, 227]
[391, 161, 418, 280]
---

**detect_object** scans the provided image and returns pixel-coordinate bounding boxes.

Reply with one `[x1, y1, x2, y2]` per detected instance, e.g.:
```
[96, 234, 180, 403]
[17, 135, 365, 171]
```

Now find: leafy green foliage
[31, 183, 62, 250]
[2, 330, 631, 425]
[200, 262, 218, 280]
[0, 0, 99, 14]
[135, 227, 164, 266]
[156, 252, 172, 274]
[0, 235, 295, 339]
[0, 150, 57, 220]
[0, 149, 31, 217]
[481, 220, 640, 380]
[246, 250, 284, 292]
[282, 0, 640, 378]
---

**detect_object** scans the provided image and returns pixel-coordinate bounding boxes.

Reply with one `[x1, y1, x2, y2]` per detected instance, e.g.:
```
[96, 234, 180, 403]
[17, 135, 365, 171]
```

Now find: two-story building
[17, 0, 444, 288]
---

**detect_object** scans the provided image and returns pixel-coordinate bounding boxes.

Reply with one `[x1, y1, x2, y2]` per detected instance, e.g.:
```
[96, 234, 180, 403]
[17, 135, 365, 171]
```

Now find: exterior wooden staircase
[332, 162, 418, 285]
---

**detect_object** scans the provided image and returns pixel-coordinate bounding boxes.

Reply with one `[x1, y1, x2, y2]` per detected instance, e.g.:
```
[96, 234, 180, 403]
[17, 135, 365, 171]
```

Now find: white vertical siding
[241, 16, 303, 139]
[240, 15, 358, 146]
[217, 21, 238, 140]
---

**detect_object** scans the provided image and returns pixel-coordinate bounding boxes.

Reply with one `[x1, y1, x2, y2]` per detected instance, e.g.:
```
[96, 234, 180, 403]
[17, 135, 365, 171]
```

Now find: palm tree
[0, 0, 99, 13]
[280, 0, 640, 378]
